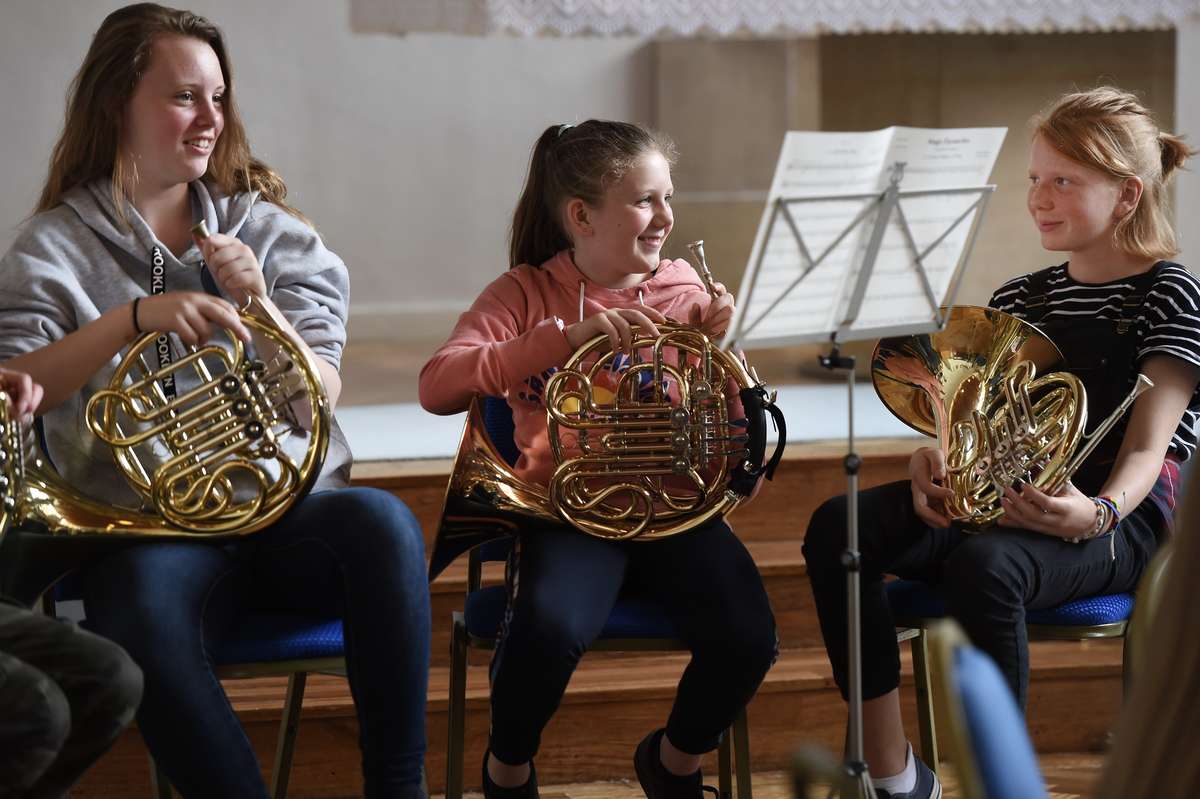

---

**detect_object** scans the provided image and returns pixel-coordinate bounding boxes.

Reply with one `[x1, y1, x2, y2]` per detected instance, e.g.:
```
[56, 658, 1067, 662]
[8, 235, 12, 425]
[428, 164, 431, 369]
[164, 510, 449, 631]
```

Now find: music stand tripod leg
[818, 346, 874, 799]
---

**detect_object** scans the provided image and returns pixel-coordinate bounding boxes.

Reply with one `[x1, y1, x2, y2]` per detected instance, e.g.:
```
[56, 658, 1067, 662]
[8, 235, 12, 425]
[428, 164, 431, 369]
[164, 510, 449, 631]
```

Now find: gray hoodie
[0, 178, 352, 509]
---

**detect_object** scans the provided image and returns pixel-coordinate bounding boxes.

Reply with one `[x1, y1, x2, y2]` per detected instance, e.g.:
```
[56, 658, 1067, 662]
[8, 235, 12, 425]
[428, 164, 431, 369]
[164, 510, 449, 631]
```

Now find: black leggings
[488, 518, 777, 765]
[803, 480, 1161, 709]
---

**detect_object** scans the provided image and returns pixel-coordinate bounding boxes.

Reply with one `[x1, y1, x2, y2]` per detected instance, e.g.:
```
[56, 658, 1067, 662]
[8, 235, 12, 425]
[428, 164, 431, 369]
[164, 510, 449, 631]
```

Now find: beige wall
[0, 0, 654, 342]
[657, 31, 1176, 313]
[0, 5, 1181, 348]
[820, 32, 1175, 306]
[1178, 15, 1200, 263]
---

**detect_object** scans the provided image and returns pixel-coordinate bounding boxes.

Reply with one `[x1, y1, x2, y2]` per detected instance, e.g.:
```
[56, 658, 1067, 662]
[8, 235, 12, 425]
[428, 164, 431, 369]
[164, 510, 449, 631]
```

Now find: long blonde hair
[1033, 86, 1193, 261]
[1097, 463, 1200, 798]
[36, 3, 302, 224]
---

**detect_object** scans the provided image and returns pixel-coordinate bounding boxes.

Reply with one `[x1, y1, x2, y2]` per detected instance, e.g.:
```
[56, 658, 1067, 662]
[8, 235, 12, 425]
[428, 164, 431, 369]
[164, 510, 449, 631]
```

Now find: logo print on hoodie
[517, 351, 670, 410]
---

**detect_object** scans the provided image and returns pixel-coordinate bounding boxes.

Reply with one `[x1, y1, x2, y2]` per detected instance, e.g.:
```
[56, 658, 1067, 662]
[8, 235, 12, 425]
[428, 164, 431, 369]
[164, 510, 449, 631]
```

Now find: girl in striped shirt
[804, 86, 1198, 799]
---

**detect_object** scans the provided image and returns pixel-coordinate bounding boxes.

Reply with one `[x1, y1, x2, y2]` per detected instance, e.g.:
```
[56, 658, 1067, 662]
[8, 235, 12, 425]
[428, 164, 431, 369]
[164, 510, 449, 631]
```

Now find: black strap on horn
[727, 386, 786, 496]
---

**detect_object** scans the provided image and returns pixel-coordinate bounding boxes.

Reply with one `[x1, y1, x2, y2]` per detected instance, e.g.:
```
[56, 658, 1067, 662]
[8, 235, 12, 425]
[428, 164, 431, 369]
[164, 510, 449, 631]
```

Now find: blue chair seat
[214, 613, 345, 665]
[885, 579, 1133, 626]
[463, 585, 681, 641]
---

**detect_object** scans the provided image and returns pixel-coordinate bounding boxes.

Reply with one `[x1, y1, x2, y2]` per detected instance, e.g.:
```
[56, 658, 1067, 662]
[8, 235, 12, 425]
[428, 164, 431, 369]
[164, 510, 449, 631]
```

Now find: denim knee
[81, 544, 232, 669]
[317, 488, 425, 567]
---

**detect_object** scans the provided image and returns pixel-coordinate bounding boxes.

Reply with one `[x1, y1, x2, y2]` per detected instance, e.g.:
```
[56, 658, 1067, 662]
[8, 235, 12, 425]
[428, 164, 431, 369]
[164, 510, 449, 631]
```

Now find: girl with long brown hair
[0, 5, 430, 796]
[420, 119, 778, 799]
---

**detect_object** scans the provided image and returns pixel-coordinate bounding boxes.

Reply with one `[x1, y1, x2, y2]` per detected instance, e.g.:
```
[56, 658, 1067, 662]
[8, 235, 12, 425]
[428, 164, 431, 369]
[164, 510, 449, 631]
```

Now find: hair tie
[556, 123, 574, 138]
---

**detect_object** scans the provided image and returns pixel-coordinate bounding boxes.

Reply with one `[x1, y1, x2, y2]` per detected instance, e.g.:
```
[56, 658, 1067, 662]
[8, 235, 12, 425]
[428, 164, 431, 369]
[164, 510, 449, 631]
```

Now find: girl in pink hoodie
[420, 120, 777, 799]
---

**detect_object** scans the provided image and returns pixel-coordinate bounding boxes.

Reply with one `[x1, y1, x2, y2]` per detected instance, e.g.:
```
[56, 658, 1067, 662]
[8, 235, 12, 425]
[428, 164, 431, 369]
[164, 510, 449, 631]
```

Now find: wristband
[131, 297, 143, 334]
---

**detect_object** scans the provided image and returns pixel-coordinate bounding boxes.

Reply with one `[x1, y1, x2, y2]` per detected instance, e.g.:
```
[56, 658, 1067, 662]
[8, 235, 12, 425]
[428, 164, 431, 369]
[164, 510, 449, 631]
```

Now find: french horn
[0, 230, 330, 603]
[428, 241, 786, 578]
[871, 305, 1152, 529]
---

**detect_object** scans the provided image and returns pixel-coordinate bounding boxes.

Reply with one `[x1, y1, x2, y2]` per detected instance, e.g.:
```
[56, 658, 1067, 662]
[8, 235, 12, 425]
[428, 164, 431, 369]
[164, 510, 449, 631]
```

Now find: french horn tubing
[871, 305, 1153, 529]
[0, 221, 330, 602]
[428, 240, 786, 578]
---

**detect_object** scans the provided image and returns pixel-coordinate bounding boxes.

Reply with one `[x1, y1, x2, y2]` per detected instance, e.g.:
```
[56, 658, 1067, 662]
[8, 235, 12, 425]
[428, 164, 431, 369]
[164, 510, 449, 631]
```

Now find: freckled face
[578, 152, 674, 284]
[1026, 134, 1124, 255]
[123, 34, 225, 191]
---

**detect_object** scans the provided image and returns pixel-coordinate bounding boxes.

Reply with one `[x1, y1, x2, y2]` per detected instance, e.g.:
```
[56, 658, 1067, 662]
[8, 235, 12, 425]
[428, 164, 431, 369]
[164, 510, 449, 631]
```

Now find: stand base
[843, 760, 875, 799]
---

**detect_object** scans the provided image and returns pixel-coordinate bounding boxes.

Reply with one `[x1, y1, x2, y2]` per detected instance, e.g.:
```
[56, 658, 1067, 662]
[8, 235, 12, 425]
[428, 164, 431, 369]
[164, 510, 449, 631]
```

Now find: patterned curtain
[350, 0, 1200, 36]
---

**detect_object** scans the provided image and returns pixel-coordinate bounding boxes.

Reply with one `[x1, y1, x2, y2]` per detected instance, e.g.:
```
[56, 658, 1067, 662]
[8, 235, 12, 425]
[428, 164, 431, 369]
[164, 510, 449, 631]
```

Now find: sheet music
[728, 126, 1006, 347]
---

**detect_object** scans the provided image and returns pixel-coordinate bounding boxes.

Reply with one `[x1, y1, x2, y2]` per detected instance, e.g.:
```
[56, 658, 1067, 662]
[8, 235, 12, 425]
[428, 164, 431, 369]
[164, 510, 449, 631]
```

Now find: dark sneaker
[633, 728, 718, 798]
[874, 754, 941, 799]
[482, 749, 539, 798]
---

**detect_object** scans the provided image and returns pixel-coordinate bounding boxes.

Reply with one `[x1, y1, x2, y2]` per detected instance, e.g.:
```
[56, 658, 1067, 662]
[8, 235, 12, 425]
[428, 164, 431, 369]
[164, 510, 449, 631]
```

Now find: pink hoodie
[419, 250, 715, 486]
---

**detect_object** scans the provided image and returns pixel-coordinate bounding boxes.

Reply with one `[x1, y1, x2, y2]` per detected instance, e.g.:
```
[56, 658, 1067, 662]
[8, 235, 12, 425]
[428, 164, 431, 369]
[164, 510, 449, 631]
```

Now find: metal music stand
[727, 161, 995, 798]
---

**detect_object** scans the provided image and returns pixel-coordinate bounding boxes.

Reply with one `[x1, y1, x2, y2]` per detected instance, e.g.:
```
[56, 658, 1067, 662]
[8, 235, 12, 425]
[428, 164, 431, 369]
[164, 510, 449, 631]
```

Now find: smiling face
[123, 34, 225, 194]
[570, 151, 674, 288]
[1026, 134, 1129, 258]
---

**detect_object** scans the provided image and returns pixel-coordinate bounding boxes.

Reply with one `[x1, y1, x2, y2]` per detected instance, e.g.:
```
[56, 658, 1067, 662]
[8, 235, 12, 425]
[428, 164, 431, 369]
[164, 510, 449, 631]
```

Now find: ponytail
[509, 125, 573, 269]
[507, 119, 677, 270]
[1034, 86, 1195, 261]
[1159, 132, 1194, 181]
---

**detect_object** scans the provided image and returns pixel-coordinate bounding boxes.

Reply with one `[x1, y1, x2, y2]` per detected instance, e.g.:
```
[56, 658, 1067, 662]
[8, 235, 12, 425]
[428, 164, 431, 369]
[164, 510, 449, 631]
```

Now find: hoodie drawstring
[576, 280, 648, 323]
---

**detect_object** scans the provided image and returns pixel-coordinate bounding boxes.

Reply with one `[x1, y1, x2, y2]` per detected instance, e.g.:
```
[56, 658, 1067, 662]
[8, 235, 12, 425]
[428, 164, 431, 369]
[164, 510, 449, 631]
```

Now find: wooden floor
[434, 755, 1103, 798]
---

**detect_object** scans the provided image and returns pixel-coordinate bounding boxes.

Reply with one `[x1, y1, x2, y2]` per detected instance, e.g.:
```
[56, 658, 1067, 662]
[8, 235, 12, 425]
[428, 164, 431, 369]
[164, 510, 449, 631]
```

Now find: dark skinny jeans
[803, 479, 1161, 709]
[82, 487, 431, 799]
[488, 518, 778, 765]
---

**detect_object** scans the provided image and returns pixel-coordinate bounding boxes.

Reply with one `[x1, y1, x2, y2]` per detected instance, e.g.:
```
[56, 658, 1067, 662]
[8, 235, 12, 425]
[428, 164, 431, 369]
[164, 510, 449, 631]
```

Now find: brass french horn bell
[0, 221, 332, 603]
[872, 305, 1152, 528]
[428, 239, 786, 578]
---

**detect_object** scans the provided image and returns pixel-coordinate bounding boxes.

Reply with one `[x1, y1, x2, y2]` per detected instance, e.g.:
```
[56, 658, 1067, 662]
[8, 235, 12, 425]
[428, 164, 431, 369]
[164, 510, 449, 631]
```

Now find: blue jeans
[82, 488, 431, 799]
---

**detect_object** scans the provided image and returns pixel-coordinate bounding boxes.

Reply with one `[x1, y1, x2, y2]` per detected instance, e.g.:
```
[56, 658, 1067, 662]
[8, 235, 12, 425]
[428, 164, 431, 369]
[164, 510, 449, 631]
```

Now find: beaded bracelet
[1068, 497, 1113, 544]
[1097, 494, 1123, 528]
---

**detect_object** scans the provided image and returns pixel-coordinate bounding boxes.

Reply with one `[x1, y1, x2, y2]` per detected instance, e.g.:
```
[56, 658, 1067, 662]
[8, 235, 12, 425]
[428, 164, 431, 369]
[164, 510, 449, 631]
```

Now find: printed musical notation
[728, 126, 1006, 346]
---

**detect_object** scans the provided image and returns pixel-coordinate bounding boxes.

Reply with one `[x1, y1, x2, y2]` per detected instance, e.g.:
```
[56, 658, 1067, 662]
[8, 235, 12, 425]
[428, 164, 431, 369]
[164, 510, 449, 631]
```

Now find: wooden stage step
[351, 438, 921, 552]
[73, 639, 1123, 796]
[429, 539, 814, 667]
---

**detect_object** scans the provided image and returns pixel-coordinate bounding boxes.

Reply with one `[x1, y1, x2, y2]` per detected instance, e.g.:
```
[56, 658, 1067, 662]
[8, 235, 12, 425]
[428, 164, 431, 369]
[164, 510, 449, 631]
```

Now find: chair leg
[910, 630, 939, 775]
[1121, 626, 1133, 698]
[446, 614, 469, 799]
[733, 706, 753, 799]
[717, 728, 733, 799]
[270, 671, 308, 799]
[148, 752, 172, 799]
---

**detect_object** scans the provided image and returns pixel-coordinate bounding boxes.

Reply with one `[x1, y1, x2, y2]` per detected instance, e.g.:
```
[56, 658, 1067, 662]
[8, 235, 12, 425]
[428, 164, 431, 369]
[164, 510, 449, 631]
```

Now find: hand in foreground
[909, 446, 955, 528]
[686, 282, 734, 340]
[997, 479, 1097, 538]
[198, 232, 266, 305]
[565, 306, 667, 353]
[0, 367, 43, 422]
[135, 291, 251, 346]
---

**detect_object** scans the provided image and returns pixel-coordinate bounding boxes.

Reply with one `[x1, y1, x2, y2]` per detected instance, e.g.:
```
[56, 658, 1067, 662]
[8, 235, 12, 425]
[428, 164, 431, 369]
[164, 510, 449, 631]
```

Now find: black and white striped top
[989, 261, 1200, 461]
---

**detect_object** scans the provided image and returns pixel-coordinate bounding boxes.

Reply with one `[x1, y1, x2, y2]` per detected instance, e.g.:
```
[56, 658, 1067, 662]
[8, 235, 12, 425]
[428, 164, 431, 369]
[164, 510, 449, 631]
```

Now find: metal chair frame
[144, 650, 348, 799]
[444, 543, 754, 799]
[924, 619, 1044, 799]
[894, 609, 1127, 775]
